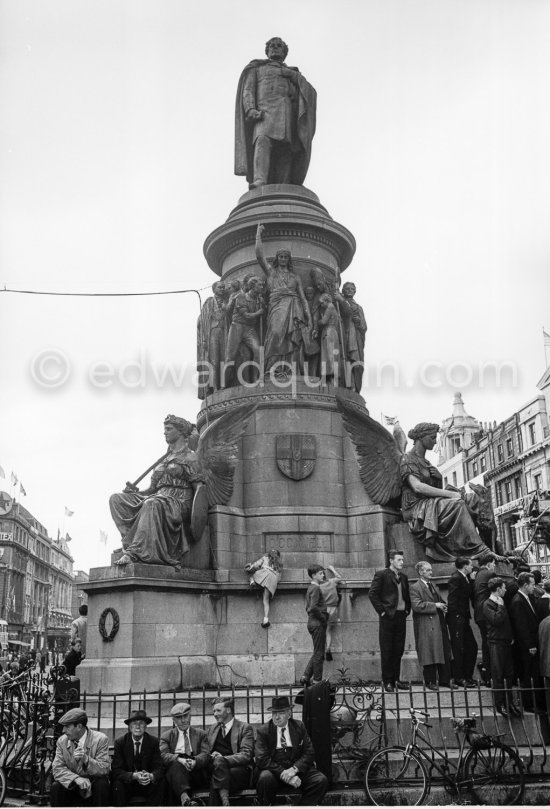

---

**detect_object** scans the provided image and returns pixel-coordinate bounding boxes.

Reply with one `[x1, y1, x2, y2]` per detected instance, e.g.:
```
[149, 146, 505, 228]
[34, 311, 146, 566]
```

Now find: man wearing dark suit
[483, 577, 521, 718]
[159, 702, 210, 806]
[111, 709, 164, 806]
[254, 695, 328, 806]
[206, 697, 254, 806]
[447, 556, 478, 686]
[473, 552, 497, 683]
[509, 571, 543, 711]
[368, 549, 411, 692]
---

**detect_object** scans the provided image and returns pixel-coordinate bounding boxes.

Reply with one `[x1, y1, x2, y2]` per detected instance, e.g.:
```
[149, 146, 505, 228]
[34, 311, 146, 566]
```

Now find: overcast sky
[1, 0, 549, 573]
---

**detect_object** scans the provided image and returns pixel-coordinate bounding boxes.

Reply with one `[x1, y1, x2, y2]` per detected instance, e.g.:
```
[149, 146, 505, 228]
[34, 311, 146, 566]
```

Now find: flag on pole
[544, 328, 550, 347]
[0, 466, 5, 479]
[65, 533, 73, 542]
[64, 507, 74, 517]
[10, 472, 18, 486]
[19, 482, 27, 497]
[99, 530, 108, 545]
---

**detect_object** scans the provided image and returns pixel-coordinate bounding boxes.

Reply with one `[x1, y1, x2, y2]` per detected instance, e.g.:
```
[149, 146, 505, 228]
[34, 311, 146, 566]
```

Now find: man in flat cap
[111, 709, 165, 806]
[160, 702, 210, 806]
[253, 695, 328, 806]
[206, 697, 254, 806]
[51, 708, 110, 806]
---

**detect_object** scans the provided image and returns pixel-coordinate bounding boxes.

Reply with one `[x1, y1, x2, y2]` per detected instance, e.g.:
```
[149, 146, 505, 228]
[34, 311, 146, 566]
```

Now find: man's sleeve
[159, 730, 178, 766]
[83, 733, 110, 778]
[292, 725, 315, 774]
[52, 740, 79, 789]
[368, 572, 384, 614]
[111, 738, 132, 784]
[150, 738, 164, 784]
[254, 726, 284, 777]
[225, 722, 254, 767]
[194, 729, 211, 771]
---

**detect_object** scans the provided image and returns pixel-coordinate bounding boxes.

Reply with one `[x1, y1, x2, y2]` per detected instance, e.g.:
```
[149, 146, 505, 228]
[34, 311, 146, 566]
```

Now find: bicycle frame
[400, 712, 476, 794]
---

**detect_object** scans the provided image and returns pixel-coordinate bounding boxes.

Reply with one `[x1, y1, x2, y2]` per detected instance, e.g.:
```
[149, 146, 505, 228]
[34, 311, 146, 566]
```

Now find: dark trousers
[488, 642, 515, 709]
[303, 621, 326, 682]
[475, 619, 491, 677]
[448, 616, 478, 681]
[165, 760, 207, 802]
[379, 612, 406, 685]
[519, 649, 544, 711]
[209, 757, 250, 793]
[51, 777, 111, 807]
[423, 662, 452, 686]
[112, 778, 165, 807]
[256, 768, 328, 806]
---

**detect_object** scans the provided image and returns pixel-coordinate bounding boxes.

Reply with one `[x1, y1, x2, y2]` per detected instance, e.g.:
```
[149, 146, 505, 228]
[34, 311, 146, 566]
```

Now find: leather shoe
[395, 680, 409, 690]
[454, 679, 466, 687]
[464, 679, 477, 687]
[425, 682, 438, 691]
[384, 683, 395, 692]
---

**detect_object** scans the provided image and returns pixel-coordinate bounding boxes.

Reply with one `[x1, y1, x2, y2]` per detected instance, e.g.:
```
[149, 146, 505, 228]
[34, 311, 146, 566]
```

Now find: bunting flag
[19, 482, 27, 497]
[65, 533, 73, 542]
[64, 507, 74, 517]
[99, 530, 108, 545]
[0, 466, 5, 479]
[10, 472, 18, 486]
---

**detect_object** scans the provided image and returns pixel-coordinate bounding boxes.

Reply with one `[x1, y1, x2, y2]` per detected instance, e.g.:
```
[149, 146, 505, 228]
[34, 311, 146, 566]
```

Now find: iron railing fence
[1, 670, 548, 804]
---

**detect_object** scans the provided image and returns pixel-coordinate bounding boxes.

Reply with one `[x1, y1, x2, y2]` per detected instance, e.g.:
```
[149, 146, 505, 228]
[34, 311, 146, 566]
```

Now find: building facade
[437, 368, 550, 558]
[0, 500, 75, 653]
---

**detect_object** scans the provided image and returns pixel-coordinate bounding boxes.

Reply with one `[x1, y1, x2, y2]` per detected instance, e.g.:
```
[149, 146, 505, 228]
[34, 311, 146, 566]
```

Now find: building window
[506, 437, 513, 457]
[480, 454, 486, 472]
[497, 444, 504, 463]
[534, 473, 542, 492]
[528, 422, 537, 446]
[472, 460, 478, 477]
[452, 471, 457, 487]
[514, 477, 522, 499]
[505, 480, 513, 502]
[517, 430, 523, 452]
[495, 485, 502, 506]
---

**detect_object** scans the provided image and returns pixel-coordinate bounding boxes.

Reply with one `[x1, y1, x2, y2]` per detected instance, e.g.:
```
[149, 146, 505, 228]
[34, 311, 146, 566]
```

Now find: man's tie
[281, 728, 287, 750]
[221, 724, 226, 738]
[134, 741, 141, 769]
[184, 730, 192, 755]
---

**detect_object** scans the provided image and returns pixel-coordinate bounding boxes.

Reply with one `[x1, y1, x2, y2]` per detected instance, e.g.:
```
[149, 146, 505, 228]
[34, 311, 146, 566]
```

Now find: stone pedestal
[79, 184, 409, 692]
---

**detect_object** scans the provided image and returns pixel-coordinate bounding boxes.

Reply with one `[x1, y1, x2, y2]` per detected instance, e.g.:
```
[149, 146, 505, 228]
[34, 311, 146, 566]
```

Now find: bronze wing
[197, 404, 257, 506]
[336, 393, 402, 505]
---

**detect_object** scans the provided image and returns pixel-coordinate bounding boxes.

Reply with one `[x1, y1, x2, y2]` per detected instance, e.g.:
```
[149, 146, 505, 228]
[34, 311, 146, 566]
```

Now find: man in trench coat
[410, 561, 456, 690]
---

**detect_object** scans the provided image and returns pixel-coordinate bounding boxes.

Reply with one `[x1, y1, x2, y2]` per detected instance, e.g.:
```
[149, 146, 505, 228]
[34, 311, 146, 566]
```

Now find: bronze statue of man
[235, 37, 317, 189]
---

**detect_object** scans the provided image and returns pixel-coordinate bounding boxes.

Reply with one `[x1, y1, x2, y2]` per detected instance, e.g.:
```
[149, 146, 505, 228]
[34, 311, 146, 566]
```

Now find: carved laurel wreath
[98, 607, 120, 642]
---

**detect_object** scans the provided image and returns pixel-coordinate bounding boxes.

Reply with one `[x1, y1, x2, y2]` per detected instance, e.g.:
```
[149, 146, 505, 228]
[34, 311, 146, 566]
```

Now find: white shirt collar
[222, 717, 234, 734]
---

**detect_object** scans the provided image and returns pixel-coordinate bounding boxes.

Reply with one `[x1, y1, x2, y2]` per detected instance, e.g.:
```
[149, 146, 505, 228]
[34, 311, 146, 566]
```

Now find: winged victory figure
[336, 394, 498, 561]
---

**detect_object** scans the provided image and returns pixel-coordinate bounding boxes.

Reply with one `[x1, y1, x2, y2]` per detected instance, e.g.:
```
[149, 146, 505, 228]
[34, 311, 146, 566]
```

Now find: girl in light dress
[245, 549, 283, 628]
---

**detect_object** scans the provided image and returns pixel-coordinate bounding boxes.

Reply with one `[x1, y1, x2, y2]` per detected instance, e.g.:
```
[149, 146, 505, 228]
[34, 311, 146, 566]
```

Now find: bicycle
[364, 708, 524, 805]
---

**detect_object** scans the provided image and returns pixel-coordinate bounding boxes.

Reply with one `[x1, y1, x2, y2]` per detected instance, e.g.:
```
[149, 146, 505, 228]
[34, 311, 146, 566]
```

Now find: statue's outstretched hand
[256, 223, 265, 239]
[123, 482, 139, 493]
[246, 109, 263, 121]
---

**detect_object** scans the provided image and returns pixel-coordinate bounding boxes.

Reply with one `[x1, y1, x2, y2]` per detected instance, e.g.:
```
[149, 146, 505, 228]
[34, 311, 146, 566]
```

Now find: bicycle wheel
[365, 745, 429, 806]
[0, 765, 6, 805]
[462, 740, 524, 805]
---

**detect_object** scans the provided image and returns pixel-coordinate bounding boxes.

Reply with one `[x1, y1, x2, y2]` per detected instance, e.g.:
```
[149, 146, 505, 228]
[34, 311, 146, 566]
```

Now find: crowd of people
[51, 696, 328, 807]
[369, 549, 550, 718]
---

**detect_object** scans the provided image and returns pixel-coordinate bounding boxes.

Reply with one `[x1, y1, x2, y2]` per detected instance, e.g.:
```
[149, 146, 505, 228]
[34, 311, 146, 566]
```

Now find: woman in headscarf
[400, 423, 488, 561]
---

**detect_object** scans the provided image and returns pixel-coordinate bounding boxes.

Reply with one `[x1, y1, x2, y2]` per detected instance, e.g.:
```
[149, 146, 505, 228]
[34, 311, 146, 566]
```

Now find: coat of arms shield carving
[276, 434, 317, 481]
